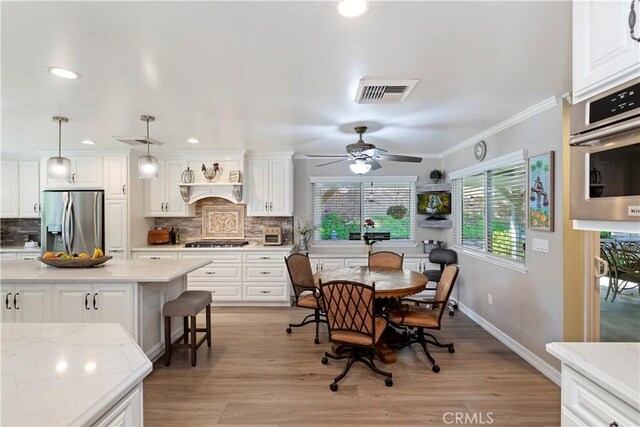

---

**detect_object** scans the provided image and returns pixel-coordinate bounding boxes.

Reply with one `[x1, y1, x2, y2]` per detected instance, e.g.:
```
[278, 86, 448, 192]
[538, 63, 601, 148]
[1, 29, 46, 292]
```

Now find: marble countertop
[546, 342, 640, 410]
[0, 259, 211, 283]
[0, 246, 41, 253]
[1, 323, 152, 426]
[131, 243, 295, 252]
[308, 246, 428, 257]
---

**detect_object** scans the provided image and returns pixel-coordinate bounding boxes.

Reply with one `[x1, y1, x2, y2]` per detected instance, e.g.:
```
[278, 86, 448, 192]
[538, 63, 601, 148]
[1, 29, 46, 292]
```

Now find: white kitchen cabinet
[17, 253, 38, 261]
[573, 0, 640, 103]
[12, 285, 53, 323]
[1, 253, 18, 260]
[18, 160, 41, 218]
[133, 252, 178, 260]
[1, 160, 19, 218]
[52, 284, 134, 336]
[344, 258, 368, 268]
[92, 384, 143, 427]
[42, 156, 103, 189]
[144, 160, 195, 217]
[309, 257, 344, 273]
[106, 199, 128, 259]
[246, 156, 293, 216]
[104, 157, 129, 200]
[1, 287, 14, 323]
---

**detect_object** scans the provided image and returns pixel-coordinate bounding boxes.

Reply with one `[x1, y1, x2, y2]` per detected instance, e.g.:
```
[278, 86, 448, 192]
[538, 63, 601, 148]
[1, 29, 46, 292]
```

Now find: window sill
[312, 241, 418, 248]
[452, 245, 528, 274]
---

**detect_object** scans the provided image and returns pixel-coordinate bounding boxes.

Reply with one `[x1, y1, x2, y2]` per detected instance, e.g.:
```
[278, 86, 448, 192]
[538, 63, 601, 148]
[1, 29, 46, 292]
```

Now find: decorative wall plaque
[202, 205, 245, 239]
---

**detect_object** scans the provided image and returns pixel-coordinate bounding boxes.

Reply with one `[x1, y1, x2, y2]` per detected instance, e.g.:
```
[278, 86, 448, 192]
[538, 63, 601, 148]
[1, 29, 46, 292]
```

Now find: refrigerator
[41, 190, 104, 255]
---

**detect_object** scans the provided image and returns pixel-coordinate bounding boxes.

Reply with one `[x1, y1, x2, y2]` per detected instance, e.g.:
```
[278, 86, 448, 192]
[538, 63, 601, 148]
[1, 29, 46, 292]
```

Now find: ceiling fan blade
[306, 154, 350, 158]
[316, 158, 350, 167]
[360, 148, 387, 157]
[367, 159, 382, 170]
[377, 154, 423, 163]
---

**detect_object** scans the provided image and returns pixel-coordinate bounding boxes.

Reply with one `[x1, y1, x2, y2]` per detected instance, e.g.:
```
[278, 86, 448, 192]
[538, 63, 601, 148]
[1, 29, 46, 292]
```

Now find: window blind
[311, 181, 415, 241]
[461, 173, 486, 251]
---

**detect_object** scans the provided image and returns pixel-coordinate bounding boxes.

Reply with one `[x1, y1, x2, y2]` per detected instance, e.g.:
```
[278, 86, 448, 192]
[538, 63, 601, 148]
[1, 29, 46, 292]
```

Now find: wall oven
[570, 78, 640, 222]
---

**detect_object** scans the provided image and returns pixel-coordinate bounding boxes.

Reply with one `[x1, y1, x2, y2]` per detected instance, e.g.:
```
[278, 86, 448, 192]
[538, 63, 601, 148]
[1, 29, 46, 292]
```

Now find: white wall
[441, 103, 564, 370]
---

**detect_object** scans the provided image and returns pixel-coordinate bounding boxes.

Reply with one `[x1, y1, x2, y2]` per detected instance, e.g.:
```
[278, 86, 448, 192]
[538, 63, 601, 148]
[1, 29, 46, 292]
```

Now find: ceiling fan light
[337, 0, 367, 17]
[47, 156, 71, 180]
[350, 161, 371, 175]
[138, 155, 159, 179]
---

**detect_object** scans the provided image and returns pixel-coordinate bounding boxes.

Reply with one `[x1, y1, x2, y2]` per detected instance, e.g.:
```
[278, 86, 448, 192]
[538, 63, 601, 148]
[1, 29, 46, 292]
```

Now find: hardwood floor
[143, 307, 560, 426]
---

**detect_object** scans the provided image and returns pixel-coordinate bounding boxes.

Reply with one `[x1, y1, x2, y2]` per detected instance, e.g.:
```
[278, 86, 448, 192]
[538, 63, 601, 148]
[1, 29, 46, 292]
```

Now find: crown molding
[438, 95, 559, 159]
[292, 153, 441, 160]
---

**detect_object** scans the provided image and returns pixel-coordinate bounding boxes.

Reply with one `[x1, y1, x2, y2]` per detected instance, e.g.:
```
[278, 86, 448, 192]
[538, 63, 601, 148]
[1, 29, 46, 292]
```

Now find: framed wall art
[528, 151, 554, 232]
[202, 205, 245, 239]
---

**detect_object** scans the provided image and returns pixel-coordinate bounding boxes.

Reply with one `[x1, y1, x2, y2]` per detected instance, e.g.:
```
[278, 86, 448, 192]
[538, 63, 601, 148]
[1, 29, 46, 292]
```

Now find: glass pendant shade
[47, 156, 72, 180]
[349, 160, 372, 175]
[138, 155, 159, 179]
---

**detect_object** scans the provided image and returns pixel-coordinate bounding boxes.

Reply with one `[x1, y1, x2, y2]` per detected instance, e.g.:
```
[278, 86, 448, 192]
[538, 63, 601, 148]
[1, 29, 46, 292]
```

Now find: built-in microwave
[570, 78, 640, 222]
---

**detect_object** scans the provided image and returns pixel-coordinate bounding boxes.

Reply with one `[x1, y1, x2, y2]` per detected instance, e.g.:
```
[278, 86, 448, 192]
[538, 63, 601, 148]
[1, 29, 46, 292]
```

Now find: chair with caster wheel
[403, 248, 458, 316]
[368, 251, 404, 269]
[284, 254, 326, 344]
[319, 279, 393, 391]
[389, 264, 459, 373]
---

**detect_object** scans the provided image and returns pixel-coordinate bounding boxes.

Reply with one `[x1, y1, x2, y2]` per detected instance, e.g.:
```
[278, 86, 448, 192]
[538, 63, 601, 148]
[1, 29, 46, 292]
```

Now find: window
[453, 156, 526, 264]
[311, 178, 416, 243]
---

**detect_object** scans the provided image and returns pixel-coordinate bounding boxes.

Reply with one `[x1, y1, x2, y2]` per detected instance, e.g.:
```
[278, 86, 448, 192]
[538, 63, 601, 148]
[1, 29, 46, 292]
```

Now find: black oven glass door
[588, 142, 640, 198]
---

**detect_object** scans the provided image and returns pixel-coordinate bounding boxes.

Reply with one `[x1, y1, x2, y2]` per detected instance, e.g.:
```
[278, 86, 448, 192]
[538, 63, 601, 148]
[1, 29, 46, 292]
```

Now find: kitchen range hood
[179, 183, 243, 204]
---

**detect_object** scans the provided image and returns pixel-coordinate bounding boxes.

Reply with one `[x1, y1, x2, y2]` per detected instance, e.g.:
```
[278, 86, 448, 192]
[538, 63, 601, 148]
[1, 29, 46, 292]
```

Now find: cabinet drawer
[244, 265, 287, 281]
[187, 283, 242, 301]
[180, 252, 243, 263]
[562, 366, 639, 427]
[188, 265, 242, 281]
[344, 258, 367, 268]
[1, 253, 18, 260]
[18, 253, 39, 261]
[133, 252, 178, 260]
[244, 282, 287, 301]
[243, 252, 288, 263]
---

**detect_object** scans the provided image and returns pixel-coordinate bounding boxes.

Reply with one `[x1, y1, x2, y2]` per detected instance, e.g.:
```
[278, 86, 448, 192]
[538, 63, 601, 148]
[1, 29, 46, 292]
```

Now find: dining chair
[284, 254, 326, 344]
[368, 251, 404, 269]
[389, 264, 459, 373]
[403, 248, 458, 316]
[319, 279, 393, 391]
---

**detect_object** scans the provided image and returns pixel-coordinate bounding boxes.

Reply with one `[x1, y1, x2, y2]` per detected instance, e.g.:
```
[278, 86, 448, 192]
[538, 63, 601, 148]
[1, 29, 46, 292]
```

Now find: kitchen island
[0, 259, 211, 360]
[1, 323, 152, 426]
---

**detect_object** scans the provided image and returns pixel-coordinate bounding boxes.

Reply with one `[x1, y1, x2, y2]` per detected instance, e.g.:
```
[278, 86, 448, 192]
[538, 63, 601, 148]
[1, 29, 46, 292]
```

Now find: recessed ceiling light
[81, 140, 95, 145]
[337, 0, 367, 18]
[46, 66, 80, 79]
[187, 138, 200, 144]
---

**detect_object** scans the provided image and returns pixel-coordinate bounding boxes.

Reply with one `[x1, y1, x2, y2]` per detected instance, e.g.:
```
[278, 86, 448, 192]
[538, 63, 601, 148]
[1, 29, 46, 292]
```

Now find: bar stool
[163, 290, 212, 367]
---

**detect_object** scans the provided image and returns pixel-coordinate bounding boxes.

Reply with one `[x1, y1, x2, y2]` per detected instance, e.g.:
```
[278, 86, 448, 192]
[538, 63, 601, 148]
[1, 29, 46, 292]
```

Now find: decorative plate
[38, 256, 113, 268]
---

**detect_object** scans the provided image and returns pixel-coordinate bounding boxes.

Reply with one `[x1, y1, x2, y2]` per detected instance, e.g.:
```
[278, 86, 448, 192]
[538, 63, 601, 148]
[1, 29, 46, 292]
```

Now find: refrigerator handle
[61, 196, 69, 254]
[94, 193, 103, 250]
[67, 198, 74, 252]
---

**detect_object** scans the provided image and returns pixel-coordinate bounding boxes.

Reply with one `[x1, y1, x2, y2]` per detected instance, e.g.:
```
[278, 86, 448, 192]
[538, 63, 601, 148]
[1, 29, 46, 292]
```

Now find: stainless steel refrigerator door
[67, 191, 104, 254]
[41, 191, 68, 254]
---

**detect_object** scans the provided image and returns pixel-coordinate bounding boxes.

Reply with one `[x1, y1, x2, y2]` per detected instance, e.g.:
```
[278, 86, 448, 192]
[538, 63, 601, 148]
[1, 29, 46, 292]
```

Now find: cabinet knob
[5, 293, 11, 310]
[260, 271, 271, 275]
[22, 257, 35, 261]
[122, 185, 126, 195]
[161, 203, 165, 212]
[630, 1, 640, 42]
[259, 256, 271, 260]
[265, 202, 268, 211]
[13, 293, 19, 310]
[269, 202, 273, 211]
[205, 271, 216, 275]
[260, 290, 271, 294]
[85, 293, 90, 310]
[93, 293, 98, 310]
[150, 256, 161, 260]
[165, 202, 169, 211]
[33, 203, 38, 213]
[610, 423, 619, 427]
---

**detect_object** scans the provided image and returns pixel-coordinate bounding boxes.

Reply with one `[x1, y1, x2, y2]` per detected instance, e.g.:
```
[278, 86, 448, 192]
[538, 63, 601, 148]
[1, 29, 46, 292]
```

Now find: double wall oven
[570, 78, 640, 223]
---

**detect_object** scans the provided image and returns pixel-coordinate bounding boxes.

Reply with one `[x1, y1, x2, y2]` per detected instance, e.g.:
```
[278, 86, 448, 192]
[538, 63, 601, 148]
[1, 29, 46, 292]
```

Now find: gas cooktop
[184, 240, 249, 248]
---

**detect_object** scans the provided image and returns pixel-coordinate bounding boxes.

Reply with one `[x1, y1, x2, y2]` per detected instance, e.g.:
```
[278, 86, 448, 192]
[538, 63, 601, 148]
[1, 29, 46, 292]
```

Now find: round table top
[313, 266, 428, 299]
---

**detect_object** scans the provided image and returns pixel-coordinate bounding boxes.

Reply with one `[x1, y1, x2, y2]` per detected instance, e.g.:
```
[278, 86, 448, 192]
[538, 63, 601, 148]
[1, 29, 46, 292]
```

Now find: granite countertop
[1, 323, 152, 426]
[131, 243, 295, 252]
[0, 246, 41, 253]
[546, 342, 640, 411]
[0, 259, 211, 283]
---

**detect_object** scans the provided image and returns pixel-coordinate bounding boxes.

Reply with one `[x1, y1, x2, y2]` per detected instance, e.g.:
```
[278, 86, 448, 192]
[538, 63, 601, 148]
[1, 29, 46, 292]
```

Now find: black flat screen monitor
[417, 192, 451, 215]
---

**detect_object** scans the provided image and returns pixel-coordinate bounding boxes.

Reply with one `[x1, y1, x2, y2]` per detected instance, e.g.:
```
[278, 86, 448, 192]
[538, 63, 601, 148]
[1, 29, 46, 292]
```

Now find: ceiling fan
[305, 126, 422, 174]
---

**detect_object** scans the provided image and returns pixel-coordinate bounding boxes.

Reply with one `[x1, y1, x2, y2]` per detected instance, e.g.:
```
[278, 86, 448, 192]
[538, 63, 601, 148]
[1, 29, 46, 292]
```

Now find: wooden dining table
[313, 266, 428, 363]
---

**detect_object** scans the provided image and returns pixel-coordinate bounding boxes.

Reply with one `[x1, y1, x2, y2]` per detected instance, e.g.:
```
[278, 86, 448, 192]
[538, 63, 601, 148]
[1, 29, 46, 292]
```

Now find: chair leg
[190, 315, 197, 367]
[164, 317, 171, 367]
[330, 352, 357, 390]
[205, 305, 212, 348]
[423, 332, 455, 351]
[359, 354, 393, 380]
[314, 310, 320, 344]
[183, 317, 189, 344]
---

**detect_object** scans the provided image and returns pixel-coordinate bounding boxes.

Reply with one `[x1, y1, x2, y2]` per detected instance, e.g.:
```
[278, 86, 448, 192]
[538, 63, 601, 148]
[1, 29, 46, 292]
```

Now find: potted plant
[362, 219, 380, 254]
[386, 204, 408, 220]
[295, 215, 317, 254]
[429, 169, 444, 184]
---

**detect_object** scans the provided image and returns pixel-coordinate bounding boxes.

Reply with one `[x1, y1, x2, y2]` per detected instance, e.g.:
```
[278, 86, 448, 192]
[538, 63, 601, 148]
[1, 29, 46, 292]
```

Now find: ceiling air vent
[355, 77, 419, 104]
[112, 136, 164, 147]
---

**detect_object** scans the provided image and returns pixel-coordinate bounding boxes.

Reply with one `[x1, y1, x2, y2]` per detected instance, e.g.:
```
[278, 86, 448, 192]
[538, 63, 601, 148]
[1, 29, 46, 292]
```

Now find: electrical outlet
[487, 293, 493, 305]
[532, 238, 549, 253]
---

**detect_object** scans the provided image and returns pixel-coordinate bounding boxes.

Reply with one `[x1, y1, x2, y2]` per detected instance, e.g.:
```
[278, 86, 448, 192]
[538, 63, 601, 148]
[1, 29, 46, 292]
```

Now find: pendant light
[138, 115, 159, 179]
[349, 158, 372, 175]
[47, 116, 72, 180]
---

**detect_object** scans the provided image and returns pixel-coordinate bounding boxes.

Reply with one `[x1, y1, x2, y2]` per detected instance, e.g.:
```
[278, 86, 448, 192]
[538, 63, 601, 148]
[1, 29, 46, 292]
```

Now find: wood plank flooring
[143, 307, 560, 426]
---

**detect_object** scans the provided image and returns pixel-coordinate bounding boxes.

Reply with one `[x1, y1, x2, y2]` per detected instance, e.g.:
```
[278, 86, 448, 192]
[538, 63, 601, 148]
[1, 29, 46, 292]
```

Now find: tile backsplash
[154, 198, 293, 244]
[1, 218, 41, 247]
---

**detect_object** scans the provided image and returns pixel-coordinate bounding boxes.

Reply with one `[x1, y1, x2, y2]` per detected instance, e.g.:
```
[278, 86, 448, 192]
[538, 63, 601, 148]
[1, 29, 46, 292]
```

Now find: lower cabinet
[51, 284, 134, 336]
[92, 384, 143, 427]
[309, 257, 344, 273]
[2, 285, 52, 323]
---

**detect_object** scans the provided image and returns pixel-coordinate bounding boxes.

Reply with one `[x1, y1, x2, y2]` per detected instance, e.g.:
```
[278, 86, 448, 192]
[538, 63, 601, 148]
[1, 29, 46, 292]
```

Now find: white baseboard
[457, 301, 561, 386]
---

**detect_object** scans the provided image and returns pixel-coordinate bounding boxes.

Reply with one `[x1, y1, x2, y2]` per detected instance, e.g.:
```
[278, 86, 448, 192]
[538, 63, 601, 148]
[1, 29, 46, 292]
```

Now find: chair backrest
[432, 264, 460, 324]
[284, 254, 315, 298]
[429, 248, 458, 271]
[319, 280, 376, 346]
[368, 251, 404, 269]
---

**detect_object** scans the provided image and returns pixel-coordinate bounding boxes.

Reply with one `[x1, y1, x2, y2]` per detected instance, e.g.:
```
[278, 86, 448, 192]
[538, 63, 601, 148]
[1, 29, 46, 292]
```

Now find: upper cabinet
[1, 160, 19, 218]
[18, 161, 41, 218]
[104, 157, 129, 199]
[144, 160, 195, 217]
[246, 155, 293, 217]
[41, 156, 103, 189]
[573, 0, 640, 103]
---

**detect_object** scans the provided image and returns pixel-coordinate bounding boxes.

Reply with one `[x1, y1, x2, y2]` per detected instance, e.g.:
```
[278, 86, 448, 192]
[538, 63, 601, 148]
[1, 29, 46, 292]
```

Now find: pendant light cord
[146, 118, 150, 156]
[58, 119, 62, 157]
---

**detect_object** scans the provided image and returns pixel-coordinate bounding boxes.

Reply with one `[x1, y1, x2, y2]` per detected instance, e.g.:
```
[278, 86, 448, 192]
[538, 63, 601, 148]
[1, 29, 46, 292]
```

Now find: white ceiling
[1, 1, 571, 156]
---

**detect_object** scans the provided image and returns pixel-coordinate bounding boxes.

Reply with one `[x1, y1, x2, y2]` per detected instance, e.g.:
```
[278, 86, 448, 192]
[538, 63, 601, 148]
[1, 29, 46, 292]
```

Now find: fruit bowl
[38, 256, 113, 268]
